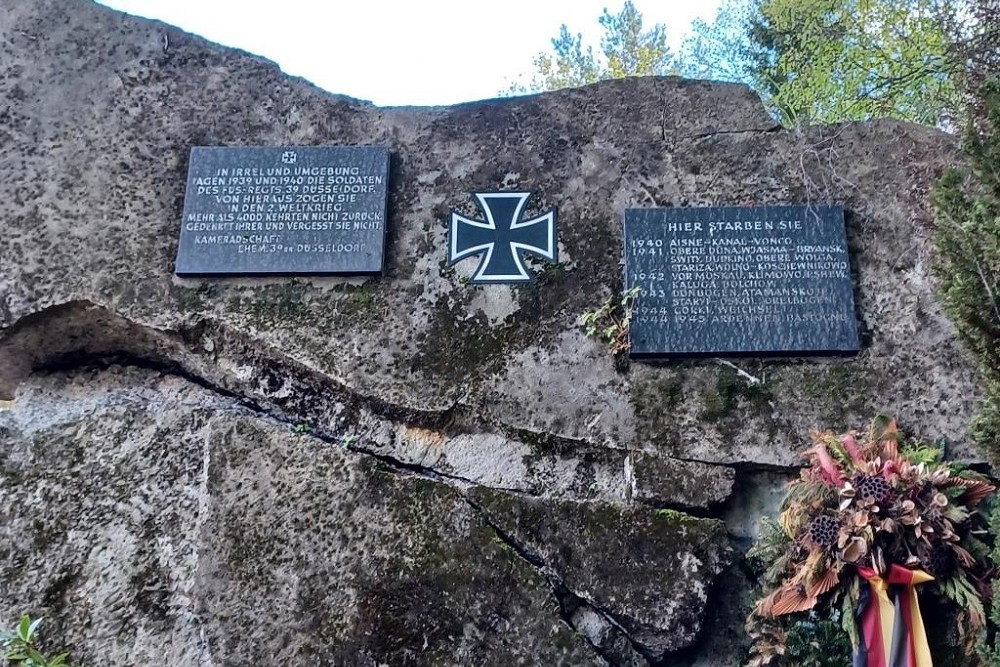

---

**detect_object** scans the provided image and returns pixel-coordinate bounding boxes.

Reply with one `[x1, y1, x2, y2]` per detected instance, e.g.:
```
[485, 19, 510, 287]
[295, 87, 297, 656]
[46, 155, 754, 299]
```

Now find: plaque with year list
[175, 146, 389, 276]
[624, 205, 860, 357]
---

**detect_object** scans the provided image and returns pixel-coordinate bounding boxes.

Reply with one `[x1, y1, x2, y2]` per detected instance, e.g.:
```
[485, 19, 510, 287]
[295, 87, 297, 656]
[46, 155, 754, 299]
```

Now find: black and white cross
[448, 192, 558, 284]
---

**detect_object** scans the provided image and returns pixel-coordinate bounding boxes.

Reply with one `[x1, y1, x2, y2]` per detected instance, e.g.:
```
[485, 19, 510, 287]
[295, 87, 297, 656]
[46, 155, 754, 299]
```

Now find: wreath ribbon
[853, 565, 934, 667]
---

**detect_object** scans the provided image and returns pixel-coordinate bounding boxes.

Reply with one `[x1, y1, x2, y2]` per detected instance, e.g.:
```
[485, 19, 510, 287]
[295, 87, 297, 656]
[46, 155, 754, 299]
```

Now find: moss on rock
[469, 486, 732, 659]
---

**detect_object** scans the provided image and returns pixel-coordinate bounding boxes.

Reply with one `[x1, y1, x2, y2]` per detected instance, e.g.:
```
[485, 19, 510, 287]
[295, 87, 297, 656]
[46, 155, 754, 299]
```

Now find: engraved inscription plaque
[624, 206, 860, 357]
[175, 146, 389, 276]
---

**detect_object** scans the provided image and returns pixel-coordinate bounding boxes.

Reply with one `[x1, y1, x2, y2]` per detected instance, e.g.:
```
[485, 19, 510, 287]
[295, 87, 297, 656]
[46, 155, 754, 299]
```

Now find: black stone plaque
[624, 205, 860, 357]
[175, 146, 389, 276]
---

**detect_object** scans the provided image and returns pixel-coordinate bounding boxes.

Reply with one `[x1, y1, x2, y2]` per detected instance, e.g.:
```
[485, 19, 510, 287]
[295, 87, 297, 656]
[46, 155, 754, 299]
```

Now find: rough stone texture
[627, 451, 735, 510]
[0, 0, 978, 467]
[0, 369, 607, 666]
[0, 0, 984, 665]
[471, 488, 731, 661]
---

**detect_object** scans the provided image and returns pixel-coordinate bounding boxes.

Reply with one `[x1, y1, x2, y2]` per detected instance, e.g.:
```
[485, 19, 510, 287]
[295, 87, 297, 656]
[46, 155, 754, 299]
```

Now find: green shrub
[933, 80, 1000, 464]
[933, 78, 1000, 665]
[1, 616, 70, 666]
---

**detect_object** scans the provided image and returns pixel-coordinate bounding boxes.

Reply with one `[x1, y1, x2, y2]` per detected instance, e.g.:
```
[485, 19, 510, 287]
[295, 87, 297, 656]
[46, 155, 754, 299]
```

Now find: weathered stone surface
[0, 368, 735, 665]
[0, 0, 985, 664]
[0, 369, 606, 665]
[471, 488, 732, 661]
[0, 0, 978, 468]
[626, 451, 735, 509]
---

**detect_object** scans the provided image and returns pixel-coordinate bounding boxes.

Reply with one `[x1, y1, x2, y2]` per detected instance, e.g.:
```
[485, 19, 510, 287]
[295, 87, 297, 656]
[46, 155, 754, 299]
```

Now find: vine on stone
[580, 286, 642, 355]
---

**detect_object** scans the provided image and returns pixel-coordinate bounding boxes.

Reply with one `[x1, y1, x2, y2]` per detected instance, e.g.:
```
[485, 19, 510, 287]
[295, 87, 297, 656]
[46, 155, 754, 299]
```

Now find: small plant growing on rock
[293, 422, 314, 434]
[580, 286, 642, 355]
[1, 615, 70, 666]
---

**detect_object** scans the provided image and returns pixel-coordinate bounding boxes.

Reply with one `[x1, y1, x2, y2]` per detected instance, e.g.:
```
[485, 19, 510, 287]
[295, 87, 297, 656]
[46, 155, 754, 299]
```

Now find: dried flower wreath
[747, 417, 995, 666]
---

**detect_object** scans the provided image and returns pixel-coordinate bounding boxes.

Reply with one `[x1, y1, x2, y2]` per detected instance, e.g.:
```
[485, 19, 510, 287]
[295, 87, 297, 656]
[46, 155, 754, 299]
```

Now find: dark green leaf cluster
[933, 78, 1000, 664]
[783, 613, 854, 667]
[933, 80, 1000, 461]
[579, 286, 642, 356]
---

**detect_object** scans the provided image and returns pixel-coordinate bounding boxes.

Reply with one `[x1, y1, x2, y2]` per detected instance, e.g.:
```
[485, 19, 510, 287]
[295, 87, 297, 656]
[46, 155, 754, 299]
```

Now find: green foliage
[598, 1, 671, 79]
[580, 286, 642, 356]
[938, 570, 987, 641]
[1, 616, 70, 667]
[513, 0, 991, 125]
[746, 517, 793, 583]
[933, 79, 1000, 461]
[783, 612, 854, 666]
[679, 0, 763, 85]
[508, 1, 673, 94]
[681, 0, 984, 126]
[984, 499, 1000, 665]
[752, 0, 967, 125]
[973, 393, 1000, 459]
[937, 81, 1000, 658]
[524, 25, 600, 92]
[954, 1, 1000, 102]
[899, 436, 948, 465]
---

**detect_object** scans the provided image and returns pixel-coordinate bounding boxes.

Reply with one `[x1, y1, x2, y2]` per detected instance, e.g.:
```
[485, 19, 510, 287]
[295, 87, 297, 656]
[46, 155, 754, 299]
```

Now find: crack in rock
[0, 300, 460, 426]
[688, 124, 783, 140]
[2, 301, 742, 512]
[463, 494, 650, 667]
[4, 357, 736, 664]
[2, 304, 739, 664]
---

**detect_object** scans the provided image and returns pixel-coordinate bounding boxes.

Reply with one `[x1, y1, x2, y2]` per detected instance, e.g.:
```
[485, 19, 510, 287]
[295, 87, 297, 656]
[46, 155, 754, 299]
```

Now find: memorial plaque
[624, 205, 860, 357]
[175, 146, 389, 275]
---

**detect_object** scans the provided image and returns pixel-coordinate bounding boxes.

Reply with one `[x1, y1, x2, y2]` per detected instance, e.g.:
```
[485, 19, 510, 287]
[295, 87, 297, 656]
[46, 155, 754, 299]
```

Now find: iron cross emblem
[448, 192, 558, 284]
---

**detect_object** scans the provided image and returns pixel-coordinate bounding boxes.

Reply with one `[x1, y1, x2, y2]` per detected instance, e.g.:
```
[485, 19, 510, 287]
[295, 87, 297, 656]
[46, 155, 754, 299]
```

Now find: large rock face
[0, 0, 980, 665]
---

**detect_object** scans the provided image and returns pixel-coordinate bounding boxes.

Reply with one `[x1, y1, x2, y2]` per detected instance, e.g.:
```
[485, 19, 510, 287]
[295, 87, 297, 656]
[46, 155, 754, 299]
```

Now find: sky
[96, 0, 724, 107]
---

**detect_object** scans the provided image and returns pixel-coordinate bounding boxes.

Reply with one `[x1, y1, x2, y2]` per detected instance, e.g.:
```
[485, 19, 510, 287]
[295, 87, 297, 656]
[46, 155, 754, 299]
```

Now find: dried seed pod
[854, 474, 893, 504]
[923, 546, 956, 579]
[807, 515, 840, 549]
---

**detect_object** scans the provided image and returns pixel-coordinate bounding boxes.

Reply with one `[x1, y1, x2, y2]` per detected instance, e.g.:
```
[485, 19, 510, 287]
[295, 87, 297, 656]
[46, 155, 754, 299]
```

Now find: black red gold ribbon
[853, 565, 933, 667]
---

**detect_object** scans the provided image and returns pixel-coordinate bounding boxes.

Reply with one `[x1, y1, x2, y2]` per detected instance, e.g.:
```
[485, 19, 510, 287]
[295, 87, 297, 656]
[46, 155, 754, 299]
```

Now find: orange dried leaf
[952, 478, 996, 507]
[770, 583, 820, 616]
[807, 567, 842, 598]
